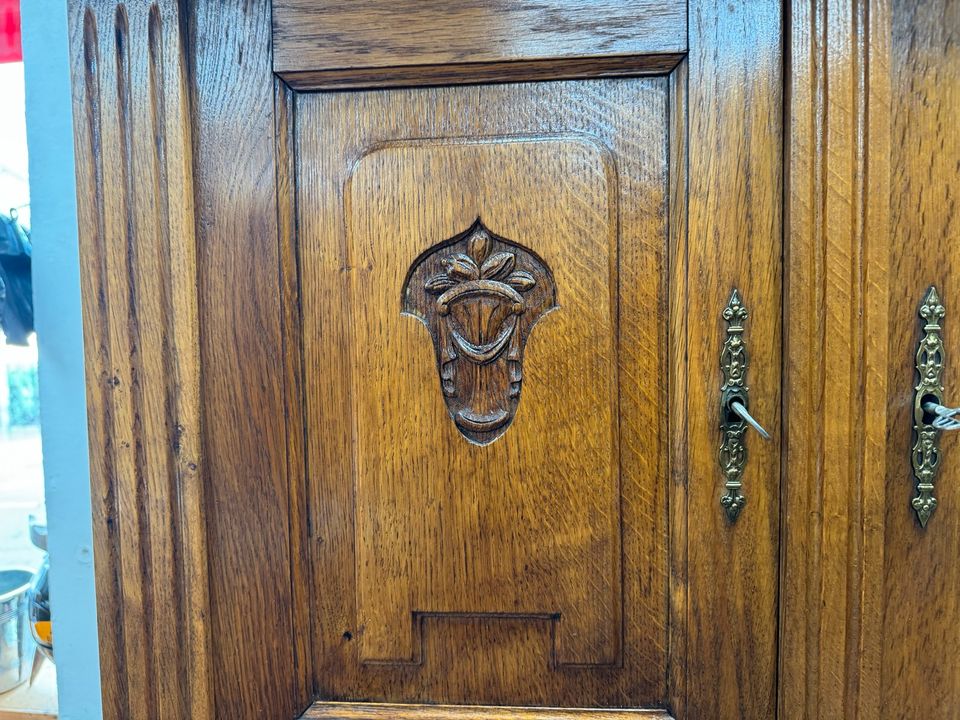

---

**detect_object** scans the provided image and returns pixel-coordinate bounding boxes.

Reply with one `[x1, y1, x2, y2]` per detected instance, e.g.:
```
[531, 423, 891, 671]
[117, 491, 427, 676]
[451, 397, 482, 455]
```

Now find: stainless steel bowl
[0, 568, 36, 694]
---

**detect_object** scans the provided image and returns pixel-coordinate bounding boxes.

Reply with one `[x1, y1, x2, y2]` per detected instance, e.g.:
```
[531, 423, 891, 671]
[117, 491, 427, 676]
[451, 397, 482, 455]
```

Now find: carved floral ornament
[401, 220, 557, 445]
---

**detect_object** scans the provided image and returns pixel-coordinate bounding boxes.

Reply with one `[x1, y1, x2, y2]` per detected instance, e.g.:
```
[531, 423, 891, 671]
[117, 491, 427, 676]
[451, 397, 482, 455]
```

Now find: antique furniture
[66, 1, 960, 718]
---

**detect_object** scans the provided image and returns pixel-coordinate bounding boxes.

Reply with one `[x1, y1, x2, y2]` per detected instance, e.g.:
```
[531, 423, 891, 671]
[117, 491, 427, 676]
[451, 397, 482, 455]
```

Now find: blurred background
[0, 1, 57, 717]
[0, 44, 41, 573]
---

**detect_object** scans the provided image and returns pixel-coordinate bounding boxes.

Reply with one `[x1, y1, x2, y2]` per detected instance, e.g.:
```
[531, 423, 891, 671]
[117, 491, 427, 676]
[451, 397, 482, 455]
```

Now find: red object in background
[0, 0, 20, 63]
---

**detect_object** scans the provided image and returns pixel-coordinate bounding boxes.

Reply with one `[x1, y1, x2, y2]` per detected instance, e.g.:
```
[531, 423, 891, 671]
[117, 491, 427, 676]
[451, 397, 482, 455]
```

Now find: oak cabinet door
[302, 81, 669, 706]
[780, 3, 960, 718]
[282, 3, 782, 718]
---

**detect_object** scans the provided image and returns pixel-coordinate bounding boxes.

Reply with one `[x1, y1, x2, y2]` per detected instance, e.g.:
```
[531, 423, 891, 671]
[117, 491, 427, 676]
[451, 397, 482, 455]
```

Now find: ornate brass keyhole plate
[912, 286, 947, 527]
[719, 288, 753, 522]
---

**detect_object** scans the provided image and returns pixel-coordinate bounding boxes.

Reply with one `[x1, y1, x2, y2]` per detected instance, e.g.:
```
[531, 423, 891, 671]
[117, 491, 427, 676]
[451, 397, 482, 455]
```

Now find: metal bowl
[0, 568, 36, 693]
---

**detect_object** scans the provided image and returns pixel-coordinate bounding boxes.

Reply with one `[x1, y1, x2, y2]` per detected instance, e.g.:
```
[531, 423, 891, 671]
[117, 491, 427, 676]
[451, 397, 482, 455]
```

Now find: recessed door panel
[296, 79, 670, 707]
[347, 138, 621, 667]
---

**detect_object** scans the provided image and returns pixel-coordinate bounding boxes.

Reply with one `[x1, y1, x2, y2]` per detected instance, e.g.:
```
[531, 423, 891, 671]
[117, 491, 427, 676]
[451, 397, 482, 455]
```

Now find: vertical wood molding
[68, 2, 212, 718]
[666, 58, 689, 720]
[275, 77, 316, 707]
[782, 1, 891, 718]
[188, 0, 307, 717]
[70, 1, 308, 717]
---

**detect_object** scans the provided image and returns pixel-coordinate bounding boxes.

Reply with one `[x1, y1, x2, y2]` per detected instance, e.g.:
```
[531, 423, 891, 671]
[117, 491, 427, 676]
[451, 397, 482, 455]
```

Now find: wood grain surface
[302, 703, 672, 720]
[882, 0, 960, 716]
[69, 1, 309, 718]
[189, 1, 308, 718]
[279, 55, 684, 93]
[272, 1, 685, 76]
[295, 78, 671, 708]
[63, 0, 797, 718]
[782, 1, 960, 718]
[68, 3, 212, 718]
[781, 1, 892, 718]
[684, 2, 782, 718]
[665, 60, 689, 720]
[348, 140, 621, 665]
[277, 77, 317, 712]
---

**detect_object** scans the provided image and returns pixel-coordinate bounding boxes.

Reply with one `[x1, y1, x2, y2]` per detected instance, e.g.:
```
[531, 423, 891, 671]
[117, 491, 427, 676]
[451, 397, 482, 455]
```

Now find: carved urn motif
[402, 220, 557, 445]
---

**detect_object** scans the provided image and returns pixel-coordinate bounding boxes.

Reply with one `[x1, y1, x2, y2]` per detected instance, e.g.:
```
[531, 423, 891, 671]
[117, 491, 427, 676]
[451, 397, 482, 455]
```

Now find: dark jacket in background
[0, 212, 33, 345]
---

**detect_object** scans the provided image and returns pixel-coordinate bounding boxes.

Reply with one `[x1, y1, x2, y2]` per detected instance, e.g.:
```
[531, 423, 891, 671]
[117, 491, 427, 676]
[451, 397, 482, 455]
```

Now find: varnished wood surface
[665, 60, 689, 720]
[273, 1, 685, 76]
[882, 0, 960, 716]
[350, 141, 621, 663]
[279, 55, 684, 93]
[277, 77, 316, 711]
[190, 0, 308, 718]
[782, 1, 960, 718]
[68, 2, 212, 718]
[71, 1, 310, 718]
[684, 2, 782, 719]
[302, 703, 672, 720]
[781, 1, 892, 718]
[296, 78, 671, 708]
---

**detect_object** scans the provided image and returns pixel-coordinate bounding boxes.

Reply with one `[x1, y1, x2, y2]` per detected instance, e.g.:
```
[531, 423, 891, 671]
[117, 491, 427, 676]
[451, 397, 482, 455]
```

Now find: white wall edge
[20, 1, 104, 718]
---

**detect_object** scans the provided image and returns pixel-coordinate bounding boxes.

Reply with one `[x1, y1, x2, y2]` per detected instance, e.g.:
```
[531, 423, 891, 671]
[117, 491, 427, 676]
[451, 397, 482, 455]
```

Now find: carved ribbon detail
[719, 289, 750, 522]
[912, 286, 946, 527]
[402, 220, 557, 445]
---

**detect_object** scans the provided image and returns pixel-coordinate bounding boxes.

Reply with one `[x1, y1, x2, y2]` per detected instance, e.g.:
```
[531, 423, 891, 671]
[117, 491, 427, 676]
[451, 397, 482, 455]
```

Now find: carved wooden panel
[297, 80, 671, 707]
[345, 136, 621, 668]
[402, 220, 557, 444]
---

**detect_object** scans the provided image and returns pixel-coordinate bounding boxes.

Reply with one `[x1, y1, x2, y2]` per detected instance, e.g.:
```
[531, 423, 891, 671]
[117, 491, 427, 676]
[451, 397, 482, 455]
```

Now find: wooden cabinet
[64, 1, 958, 719]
